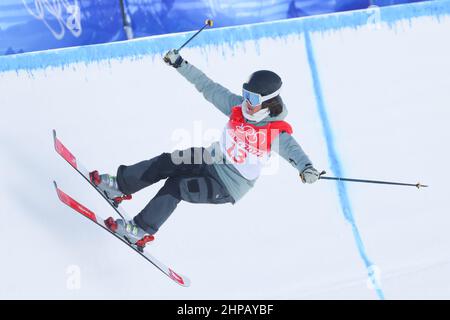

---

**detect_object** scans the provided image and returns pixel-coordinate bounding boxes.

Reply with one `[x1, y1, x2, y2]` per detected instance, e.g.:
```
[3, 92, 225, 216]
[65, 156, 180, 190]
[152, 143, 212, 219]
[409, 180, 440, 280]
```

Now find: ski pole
[176, 19, 214, 52]
[318, 171, 428, 189]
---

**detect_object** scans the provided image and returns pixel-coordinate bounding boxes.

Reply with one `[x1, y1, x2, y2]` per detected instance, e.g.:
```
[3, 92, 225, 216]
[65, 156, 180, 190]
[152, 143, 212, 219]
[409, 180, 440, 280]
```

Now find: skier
[91, 50, 320, 248]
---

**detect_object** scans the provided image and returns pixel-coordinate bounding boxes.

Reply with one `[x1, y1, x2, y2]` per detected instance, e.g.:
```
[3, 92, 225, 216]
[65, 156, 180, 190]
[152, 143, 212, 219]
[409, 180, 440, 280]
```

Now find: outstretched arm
[272, 132, 320, 184]
[164, 50, 242, 116]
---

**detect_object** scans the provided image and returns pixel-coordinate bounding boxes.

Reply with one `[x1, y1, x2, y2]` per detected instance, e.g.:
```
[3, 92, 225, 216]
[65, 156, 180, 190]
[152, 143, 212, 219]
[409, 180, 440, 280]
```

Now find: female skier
[90, 50, 320, 249]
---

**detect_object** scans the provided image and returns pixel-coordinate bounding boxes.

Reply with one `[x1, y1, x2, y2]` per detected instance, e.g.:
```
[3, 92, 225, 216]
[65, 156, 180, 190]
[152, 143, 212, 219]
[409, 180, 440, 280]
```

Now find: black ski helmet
[243, 70, 282, 96]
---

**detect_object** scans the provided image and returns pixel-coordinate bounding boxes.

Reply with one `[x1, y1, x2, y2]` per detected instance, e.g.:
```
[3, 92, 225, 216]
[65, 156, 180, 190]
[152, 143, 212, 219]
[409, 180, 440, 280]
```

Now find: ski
[53, 130, 190, 287]
[53, 129, 130, 221]
[53, 181, 190, 287]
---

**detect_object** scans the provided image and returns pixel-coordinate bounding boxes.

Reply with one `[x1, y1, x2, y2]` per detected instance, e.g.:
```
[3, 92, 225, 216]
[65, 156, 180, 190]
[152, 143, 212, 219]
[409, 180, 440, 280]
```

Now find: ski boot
[89, 170, 132, 207]
[104, 217, 154, 251]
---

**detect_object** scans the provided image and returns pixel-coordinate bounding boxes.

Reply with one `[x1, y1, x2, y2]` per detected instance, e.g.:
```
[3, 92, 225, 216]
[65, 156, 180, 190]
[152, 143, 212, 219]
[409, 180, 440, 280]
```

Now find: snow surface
[0, 1, 449, 299]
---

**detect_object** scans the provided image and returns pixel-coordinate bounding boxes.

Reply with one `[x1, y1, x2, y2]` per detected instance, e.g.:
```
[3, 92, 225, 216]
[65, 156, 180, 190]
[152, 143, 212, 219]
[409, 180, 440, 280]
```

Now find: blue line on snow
[0, 0, 449, 73]
[303, 31, 385, 300]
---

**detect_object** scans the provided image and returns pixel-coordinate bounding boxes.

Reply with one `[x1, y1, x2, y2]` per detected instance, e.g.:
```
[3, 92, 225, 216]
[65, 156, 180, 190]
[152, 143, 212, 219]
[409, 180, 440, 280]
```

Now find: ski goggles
[242, 87, 281, 107]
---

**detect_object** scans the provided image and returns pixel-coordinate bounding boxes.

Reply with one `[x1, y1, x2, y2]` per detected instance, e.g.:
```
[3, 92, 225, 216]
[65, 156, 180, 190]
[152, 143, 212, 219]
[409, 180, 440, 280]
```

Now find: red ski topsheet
[53, 131, 77, 169]
[169, 268, 185, 286]
[55, 185, 97, 222]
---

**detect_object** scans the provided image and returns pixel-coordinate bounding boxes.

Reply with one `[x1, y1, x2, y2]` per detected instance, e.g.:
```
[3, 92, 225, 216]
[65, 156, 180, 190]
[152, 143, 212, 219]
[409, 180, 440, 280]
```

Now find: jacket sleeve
[271, 132, 313, 173]
[176, 61, 243, 116]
